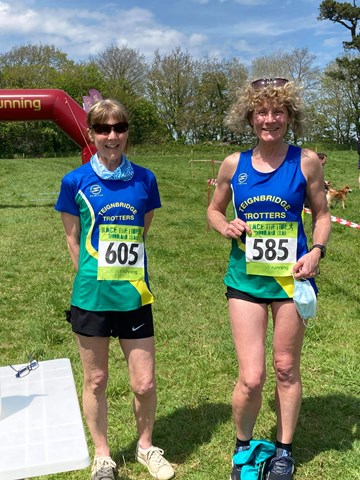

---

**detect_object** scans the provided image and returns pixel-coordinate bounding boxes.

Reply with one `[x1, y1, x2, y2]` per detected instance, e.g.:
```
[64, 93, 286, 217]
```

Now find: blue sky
[0, 0, 348, 68]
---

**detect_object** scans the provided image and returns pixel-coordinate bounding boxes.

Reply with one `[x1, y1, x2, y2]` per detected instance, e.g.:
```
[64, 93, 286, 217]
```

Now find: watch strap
[311, 244, 326, 258]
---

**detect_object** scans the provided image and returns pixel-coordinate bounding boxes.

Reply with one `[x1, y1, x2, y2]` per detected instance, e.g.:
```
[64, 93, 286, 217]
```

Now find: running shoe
[90, 456, 116, 480]
[266, 451, 295, 480]
[230, 462, 243, 480]
[136, 444, 174, 480]
[230, 445, 250, 480]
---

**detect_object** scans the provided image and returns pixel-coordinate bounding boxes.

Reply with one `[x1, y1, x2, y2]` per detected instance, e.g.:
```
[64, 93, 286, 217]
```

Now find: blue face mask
[293, 279, 317, 321]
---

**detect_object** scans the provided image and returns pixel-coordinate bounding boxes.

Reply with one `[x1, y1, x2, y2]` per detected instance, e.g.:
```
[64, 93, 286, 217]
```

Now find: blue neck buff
[90, 153, 134, 181]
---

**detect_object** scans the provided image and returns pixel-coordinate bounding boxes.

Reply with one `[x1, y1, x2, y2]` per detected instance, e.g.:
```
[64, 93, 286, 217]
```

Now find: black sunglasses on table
[91, 122, 129, 135]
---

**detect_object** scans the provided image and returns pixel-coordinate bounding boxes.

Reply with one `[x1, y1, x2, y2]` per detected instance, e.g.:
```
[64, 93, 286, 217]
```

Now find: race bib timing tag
[98, 225, 145, 281]
[245, 221, 298, 277]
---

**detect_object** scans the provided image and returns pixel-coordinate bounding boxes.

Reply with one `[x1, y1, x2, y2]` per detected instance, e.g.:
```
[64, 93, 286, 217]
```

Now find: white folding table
[0, 358, 90, 479]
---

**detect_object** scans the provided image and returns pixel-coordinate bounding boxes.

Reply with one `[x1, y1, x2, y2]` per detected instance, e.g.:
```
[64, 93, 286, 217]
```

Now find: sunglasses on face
[251, 78, 289, 90]
[91, 122, 129, 135]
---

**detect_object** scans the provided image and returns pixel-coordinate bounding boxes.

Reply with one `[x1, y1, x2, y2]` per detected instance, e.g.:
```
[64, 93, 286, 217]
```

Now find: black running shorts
[67, 304, 154, 339]
[226, 286, 291, 305]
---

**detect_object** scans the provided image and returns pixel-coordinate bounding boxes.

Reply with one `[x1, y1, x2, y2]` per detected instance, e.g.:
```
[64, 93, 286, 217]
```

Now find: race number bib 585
[246, 221, 298, 277]
[97, 225, 145, 281]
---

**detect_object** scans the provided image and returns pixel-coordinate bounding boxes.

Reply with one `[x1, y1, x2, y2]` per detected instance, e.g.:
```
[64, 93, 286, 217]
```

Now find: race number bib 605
[97, 225, 145, 281]
[245, 221, 298, 277]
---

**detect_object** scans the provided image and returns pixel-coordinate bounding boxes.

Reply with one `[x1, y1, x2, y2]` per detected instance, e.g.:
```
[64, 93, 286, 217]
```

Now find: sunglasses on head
[251, 78, 289, 90]
[91, 122, 129, 135]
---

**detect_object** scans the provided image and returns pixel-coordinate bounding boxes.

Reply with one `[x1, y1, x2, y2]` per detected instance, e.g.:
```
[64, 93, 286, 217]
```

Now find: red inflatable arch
[0, 89, 97, 163]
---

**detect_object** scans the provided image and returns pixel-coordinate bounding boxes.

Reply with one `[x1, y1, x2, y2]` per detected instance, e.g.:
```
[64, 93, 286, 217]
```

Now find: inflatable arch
[0, 89, 97, 163]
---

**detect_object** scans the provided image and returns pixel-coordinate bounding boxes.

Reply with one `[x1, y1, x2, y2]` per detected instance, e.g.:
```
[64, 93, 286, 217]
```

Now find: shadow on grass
[324, 273, 360, 304]
[114, 401, 231, 467]
[269, 394, 359, 464]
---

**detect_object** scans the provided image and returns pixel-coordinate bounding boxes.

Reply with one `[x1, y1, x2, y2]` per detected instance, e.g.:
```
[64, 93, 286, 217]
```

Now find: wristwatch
[311, 244, 326, 258]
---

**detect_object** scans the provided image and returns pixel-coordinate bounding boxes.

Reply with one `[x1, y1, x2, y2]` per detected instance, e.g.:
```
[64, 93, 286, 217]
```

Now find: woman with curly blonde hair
[225, 79, 306, 138]
[207, 78, 331, 480]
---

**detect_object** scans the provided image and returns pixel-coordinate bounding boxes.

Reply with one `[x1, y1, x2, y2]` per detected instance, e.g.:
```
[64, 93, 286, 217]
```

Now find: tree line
[0, 0, 358, 158]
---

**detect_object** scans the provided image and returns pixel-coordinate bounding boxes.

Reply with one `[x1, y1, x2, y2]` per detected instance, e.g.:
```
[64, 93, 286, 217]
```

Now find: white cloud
[224, 13, 319, 39]
[219, 0, 267, 4]
[0, 2, 208, 60]
[0, 0, 344, 67]
[323, 37, 342, 48]
[233, 0, 267, 4]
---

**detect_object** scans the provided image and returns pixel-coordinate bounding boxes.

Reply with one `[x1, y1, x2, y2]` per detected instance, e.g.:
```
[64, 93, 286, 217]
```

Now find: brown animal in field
[304, 181, 331, 209]
[326, 185, 352, 209]
[324, 180, 331, 192]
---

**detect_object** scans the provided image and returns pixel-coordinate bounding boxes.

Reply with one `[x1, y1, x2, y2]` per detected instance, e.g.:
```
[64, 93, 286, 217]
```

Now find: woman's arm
[207, 152, 252, 239]
[61, 212, 81, 272]
[144, 210, 155, 238]
[292, 149, 331, 279]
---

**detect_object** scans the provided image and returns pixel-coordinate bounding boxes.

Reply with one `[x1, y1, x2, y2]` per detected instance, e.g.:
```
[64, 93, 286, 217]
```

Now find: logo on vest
[237, 173, 247, 184]
[90, 184, 102, 196]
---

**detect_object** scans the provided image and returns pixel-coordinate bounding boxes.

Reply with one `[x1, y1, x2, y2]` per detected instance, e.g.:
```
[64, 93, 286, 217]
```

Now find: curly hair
[225, 81, 306, 138]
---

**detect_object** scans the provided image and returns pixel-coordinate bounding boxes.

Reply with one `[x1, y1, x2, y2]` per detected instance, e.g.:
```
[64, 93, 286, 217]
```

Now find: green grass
[0, 147, 359, 480]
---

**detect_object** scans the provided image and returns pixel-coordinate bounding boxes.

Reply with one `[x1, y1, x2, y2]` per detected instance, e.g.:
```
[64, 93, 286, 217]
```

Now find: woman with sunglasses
[55, 99, 174, 480]
[207, 79, 331, 480]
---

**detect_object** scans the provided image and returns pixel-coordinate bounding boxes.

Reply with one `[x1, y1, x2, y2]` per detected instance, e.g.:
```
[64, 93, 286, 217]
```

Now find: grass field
[0, 146, 359, 480]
